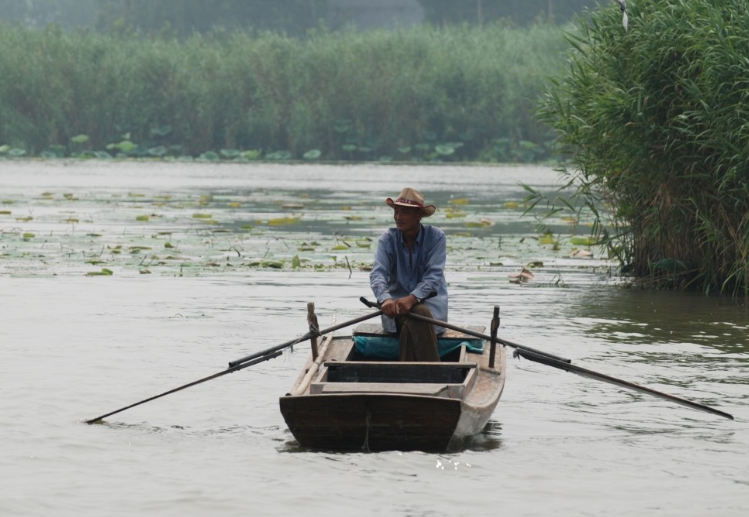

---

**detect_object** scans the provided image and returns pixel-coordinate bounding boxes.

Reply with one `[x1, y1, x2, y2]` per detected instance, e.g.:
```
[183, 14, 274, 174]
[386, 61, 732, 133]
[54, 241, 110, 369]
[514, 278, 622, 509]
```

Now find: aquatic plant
[537, 0, 749, 295]
[0, 22, 565, 162]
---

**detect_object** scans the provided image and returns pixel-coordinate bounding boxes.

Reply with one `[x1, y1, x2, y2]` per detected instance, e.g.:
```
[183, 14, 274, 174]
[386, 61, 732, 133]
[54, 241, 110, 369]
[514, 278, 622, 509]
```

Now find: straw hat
[385, 187, 436, 217]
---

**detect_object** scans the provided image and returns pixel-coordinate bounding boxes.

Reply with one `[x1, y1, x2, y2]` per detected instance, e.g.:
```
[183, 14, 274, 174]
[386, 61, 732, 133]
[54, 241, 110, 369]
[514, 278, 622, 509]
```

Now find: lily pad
[148, 146, 168, 157]
[266, 150, 292, 160]
[247, 260, 284, 269]
[221, 149, 240, 159]
[86, 268, 114, 277]
[199, 151, 220, 161]
[539, 234, 556, 245]
[268, 216, 300, 226]
[569, 236, 595, 246]
[108, 140, 137, 154]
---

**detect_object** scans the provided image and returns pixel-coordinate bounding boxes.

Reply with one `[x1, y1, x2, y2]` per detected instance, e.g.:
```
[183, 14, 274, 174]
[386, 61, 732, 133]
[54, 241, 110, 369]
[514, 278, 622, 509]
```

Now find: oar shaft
[407, 310, 572, 364]
[85, 350, 281, 424]
[516, 348, 734, 420]
[228, 309, 382, 367]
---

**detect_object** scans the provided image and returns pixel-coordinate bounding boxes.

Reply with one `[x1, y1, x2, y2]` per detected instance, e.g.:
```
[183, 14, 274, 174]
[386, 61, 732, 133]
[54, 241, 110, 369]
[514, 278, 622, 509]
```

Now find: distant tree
[0, 0, 97, 27]
[95, 0, 332, 36]
[416, 0, 600, 26]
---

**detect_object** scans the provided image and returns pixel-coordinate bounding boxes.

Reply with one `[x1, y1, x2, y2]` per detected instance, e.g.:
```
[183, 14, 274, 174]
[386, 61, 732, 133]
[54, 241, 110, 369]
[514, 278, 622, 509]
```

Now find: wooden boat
[279, 319, 506, 452]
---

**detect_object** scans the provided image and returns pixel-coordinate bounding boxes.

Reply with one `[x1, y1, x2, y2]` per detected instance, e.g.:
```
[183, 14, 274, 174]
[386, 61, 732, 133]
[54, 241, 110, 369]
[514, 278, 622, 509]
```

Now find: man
[370, 187, 448, 362]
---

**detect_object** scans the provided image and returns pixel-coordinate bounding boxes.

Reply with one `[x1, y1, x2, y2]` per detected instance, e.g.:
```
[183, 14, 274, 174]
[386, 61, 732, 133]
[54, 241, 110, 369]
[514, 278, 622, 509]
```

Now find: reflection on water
[278, 420, 504, 455]
[571, 288, 749, 343]
[459, 420, 504, 452]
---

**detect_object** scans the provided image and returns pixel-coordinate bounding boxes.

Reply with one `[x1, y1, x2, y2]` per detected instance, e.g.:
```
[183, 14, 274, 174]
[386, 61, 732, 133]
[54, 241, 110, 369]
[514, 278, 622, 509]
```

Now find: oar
[85, 308, 383, 424]
[360, 297, 734, 421]
[85, 350, 282, 424]
[359, 297, 571, 363]
[515, 348, 733, 420]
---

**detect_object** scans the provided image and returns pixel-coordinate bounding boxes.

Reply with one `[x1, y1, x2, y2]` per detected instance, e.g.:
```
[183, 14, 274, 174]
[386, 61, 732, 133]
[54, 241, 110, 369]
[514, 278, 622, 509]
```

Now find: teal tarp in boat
[353, 335, 485, 360]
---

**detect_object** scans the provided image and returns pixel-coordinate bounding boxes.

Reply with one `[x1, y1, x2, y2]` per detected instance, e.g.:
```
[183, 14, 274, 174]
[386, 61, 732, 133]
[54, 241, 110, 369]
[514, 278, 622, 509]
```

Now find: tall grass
[0, 22, 565, 161]
[538, 0, 749, 295]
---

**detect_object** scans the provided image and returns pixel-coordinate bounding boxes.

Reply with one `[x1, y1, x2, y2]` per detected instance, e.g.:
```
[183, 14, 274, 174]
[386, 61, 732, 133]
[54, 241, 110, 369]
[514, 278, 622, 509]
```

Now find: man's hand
[381, 295, 418, 317]
[395, 294, 417, 315]
[380, 298, 397, 318]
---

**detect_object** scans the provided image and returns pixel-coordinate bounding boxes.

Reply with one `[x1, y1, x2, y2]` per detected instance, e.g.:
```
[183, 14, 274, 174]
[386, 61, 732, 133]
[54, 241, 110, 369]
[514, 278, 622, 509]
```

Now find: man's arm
[370, 232, 398, 317]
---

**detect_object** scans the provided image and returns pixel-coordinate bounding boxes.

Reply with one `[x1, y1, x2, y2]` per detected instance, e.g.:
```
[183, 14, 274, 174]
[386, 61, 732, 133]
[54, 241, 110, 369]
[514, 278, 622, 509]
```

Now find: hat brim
[386, 198, 436, 217]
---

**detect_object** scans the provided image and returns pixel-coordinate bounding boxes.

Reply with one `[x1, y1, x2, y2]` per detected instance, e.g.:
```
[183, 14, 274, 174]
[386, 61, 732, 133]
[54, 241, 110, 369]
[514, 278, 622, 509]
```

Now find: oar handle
[359, 290, 437, 310]
[359, 297, 571, 364]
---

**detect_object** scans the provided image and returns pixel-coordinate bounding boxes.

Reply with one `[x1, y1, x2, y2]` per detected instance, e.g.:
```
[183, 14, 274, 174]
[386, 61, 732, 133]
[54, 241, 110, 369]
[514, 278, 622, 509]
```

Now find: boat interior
[293, 323, 489, 398]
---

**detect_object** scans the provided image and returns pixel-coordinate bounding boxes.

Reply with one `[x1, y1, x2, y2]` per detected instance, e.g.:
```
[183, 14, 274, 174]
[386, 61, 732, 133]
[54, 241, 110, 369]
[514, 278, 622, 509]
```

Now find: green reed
[538, 0, 749, 295]
[0, 22, 565, 162]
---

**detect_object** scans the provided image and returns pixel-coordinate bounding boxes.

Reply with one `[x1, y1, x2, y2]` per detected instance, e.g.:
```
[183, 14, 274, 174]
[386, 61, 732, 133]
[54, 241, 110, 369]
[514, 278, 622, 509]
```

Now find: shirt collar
[398, 224, 424, 246]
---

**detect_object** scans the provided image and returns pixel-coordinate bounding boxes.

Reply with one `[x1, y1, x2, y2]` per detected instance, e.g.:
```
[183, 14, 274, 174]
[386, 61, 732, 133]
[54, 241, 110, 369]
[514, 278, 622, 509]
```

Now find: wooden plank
[310, 382, 465, 398]
[323, 361, 477, 383]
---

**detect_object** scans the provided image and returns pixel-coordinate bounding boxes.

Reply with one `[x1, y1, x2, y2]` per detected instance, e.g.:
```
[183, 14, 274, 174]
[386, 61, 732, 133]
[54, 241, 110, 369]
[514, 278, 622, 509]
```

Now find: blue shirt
[370, 224, 448, 334]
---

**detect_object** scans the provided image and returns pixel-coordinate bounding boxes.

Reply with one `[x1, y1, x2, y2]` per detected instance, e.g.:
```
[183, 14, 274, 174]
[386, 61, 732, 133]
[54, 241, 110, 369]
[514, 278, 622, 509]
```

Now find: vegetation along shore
[0, 23, 565, 164]
[3, 0, 749, 296]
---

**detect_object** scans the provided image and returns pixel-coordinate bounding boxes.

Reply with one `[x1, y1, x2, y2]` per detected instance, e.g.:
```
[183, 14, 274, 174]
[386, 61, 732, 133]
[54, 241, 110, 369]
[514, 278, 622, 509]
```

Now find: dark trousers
[395, 304, 440, 362]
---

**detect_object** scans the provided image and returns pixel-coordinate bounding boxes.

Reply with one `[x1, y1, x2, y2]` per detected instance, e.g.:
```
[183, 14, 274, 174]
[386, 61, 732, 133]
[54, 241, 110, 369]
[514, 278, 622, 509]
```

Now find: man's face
[393, 206, 423, 234]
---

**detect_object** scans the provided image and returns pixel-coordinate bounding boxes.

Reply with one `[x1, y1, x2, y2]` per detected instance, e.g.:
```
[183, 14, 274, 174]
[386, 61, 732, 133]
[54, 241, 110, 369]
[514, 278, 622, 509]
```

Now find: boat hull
[279, 324, 505, 452]
[280, 392, 462, 452]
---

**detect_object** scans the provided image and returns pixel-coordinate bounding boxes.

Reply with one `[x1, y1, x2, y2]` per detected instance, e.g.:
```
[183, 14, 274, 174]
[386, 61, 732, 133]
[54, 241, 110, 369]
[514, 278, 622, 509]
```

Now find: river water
[1, 162, 747, 517]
